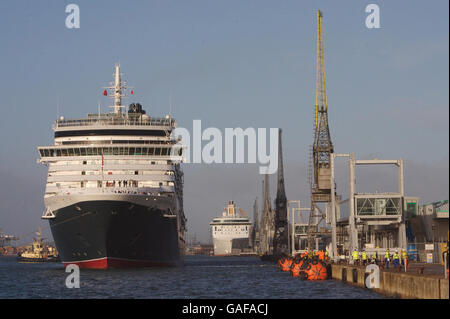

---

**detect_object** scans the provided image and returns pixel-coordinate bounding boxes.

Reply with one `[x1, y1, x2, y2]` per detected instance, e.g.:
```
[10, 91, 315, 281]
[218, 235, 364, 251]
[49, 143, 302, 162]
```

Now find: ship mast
[113, 63, 122, 112]
[104, 63, 129, 114]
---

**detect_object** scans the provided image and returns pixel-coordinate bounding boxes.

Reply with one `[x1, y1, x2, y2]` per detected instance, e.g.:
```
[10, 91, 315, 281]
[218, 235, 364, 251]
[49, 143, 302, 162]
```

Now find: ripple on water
[0, 255, 384, 299]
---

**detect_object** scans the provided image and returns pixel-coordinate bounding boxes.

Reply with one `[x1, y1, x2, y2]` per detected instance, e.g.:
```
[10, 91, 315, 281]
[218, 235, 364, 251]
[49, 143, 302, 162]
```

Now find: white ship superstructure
[37, 64, 186, 269]
[210, 201, 252, 256]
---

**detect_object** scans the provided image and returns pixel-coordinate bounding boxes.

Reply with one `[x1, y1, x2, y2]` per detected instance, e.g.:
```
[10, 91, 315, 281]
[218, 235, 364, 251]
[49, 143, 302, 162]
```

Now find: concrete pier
[331, 264, 449, 299]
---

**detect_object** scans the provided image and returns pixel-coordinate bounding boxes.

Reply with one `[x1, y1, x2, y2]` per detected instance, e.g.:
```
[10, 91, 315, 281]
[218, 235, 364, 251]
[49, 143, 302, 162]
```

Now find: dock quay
[330, 262, 449, 299]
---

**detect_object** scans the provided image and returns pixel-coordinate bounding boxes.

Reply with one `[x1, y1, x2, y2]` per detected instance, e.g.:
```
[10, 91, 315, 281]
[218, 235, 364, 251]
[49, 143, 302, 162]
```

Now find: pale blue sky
[0, 1, 448, 243]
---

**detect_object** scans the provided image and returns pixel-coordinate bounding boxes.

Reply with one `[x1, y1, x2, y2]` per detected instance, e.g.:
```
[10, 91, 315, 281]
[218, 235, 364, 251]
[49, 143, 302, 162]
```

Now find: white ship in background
[210, 201, 252, 256]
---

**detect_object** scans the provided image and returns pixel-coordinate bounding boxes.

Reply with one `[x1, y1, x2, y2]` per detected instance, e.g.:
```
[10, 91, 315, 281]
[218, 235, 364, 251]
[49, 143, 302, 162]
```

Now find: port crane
[307, 10, 335, 250]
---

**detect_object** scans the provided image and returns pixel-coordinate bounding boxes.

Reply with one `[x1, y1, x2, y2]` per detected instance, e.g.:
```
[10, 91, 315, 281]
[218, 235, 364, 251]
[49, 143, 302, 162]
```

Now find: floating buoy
[304, 262, 328, 281]
[290, 260, 303, 277]
[279, 253, 329, 281]
[277, 258, 283, 269]
[281, 258, 292, 272]
[277, 255, 293, 272]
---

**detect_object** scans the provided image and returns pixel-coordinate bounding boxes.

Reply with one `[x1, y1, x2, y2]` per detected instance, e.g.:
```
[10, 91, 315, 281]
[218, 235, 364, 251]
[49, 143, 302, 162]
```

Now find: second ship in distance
[210, 201, 253, 256]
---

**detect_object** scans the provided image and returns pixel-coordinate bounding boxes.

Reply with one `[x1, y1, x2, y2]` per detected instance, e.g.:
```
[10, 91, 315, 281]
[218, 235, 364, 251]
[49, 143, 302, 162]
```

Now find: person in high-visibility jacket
[372, 250, 378, 265]
[352, 250, 359, 265]
[385, 249, 390, 269]
[318, 250, 325, 261]
[361, 250, 368, 266]
[393, 251, 400, 269]
[401, 250, 408, 269]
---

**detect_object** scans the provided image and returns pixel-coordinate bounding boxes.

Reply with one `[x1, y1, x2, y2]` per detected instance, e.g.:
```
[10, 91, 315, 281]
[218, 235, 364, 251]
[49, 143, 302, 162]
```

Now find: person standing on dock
[372, 249, 378, 265]
[385, 249, 390, 269]
[444, 243, 449, 278]
[352, 249, 360, 266]
[362, 250, 368, 266]
[401, 250, 408, 269]
[318, 250, 325, 261]
[393, 251, 400, 270]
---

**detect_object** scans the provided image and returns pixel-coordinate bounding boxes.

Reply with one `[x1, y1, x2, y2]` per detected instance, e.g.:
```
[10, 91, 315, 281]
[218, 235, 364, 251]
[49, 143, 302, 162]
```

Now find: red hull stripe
[63, 257, 176, 269]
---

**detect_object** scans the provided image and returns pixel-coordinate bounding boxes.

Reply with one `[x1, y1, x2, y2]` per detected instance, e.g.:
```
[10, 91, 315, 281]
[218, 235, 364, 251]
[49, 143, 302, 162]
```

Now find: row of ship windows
[49, 159, 169, 166]
[213, 232, 248, 235]
[213, 226, 249, 231]
[39, 147, 182, 157]
[212, 220, 250, 223]
[49, 170, 174, 176]
[60, 140, 169, 145]
[212, 232, 248, 236]
[48, 180, 174, 188]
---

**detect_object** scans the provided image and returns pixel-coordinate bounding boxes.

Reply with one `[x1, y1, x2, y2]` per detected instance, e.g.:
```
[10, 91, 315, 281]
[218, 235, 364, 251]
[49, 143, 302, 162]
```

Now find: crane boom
[308, 10, 335, 249]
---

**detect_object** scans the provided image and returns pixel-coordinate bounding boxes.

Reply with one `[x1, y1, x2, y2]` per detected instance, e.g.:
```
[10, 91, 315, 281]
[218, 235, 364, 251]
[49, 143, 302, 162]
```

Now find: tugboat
[17, 228, 60, 263]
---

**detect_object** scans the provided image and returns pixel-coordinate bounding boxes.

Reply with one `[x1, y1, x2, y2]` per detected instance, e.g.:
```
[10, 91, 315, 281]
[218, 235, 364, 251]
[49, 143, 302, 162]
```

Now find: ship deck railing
[54, 116, 175, 128]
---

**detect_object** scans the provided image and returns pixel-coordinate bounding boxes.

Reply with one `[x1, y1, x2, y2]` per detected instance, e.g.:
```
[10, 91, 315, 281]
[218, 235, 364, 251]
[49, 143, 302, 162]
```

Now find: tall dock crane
[273, 129, 288, 257]
[307, 10, 335, 249]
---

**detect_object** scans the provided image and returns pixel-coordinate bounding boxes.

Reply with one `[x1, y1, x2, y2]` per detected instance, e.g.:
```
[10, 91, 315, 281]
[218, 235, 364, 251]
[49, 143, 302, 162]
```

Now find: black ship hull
[49, 200, 184, 269]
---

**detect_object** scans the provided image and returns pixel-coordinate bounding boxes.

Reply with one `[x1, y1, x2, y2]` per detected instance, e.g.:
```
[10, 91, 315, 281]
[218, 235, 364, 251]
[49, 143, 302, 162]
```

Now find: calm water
[0, 255, 384, 299]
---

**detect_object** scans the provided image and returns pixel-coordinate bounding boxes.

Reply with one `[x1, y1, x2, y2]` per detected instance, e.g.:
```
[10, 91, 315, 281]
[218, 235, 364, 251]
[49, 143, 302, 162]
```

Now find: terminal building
[407, 200, 449, 262]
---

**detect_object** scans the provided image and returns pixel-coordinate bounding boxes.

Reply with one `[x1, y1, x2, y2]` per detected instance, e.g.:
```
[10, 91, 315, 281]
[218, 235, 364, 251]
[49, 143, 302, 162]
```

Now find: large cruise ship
[37, 64, 186, 269]
[210, 201, 252, 256]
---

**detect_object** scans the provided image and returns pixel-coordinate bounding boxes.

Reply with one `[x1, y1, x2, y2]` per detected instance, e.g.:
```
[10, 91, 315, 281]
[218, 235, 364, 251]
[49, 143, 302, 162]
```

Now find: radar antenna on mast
[103, 63, 133, 114]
